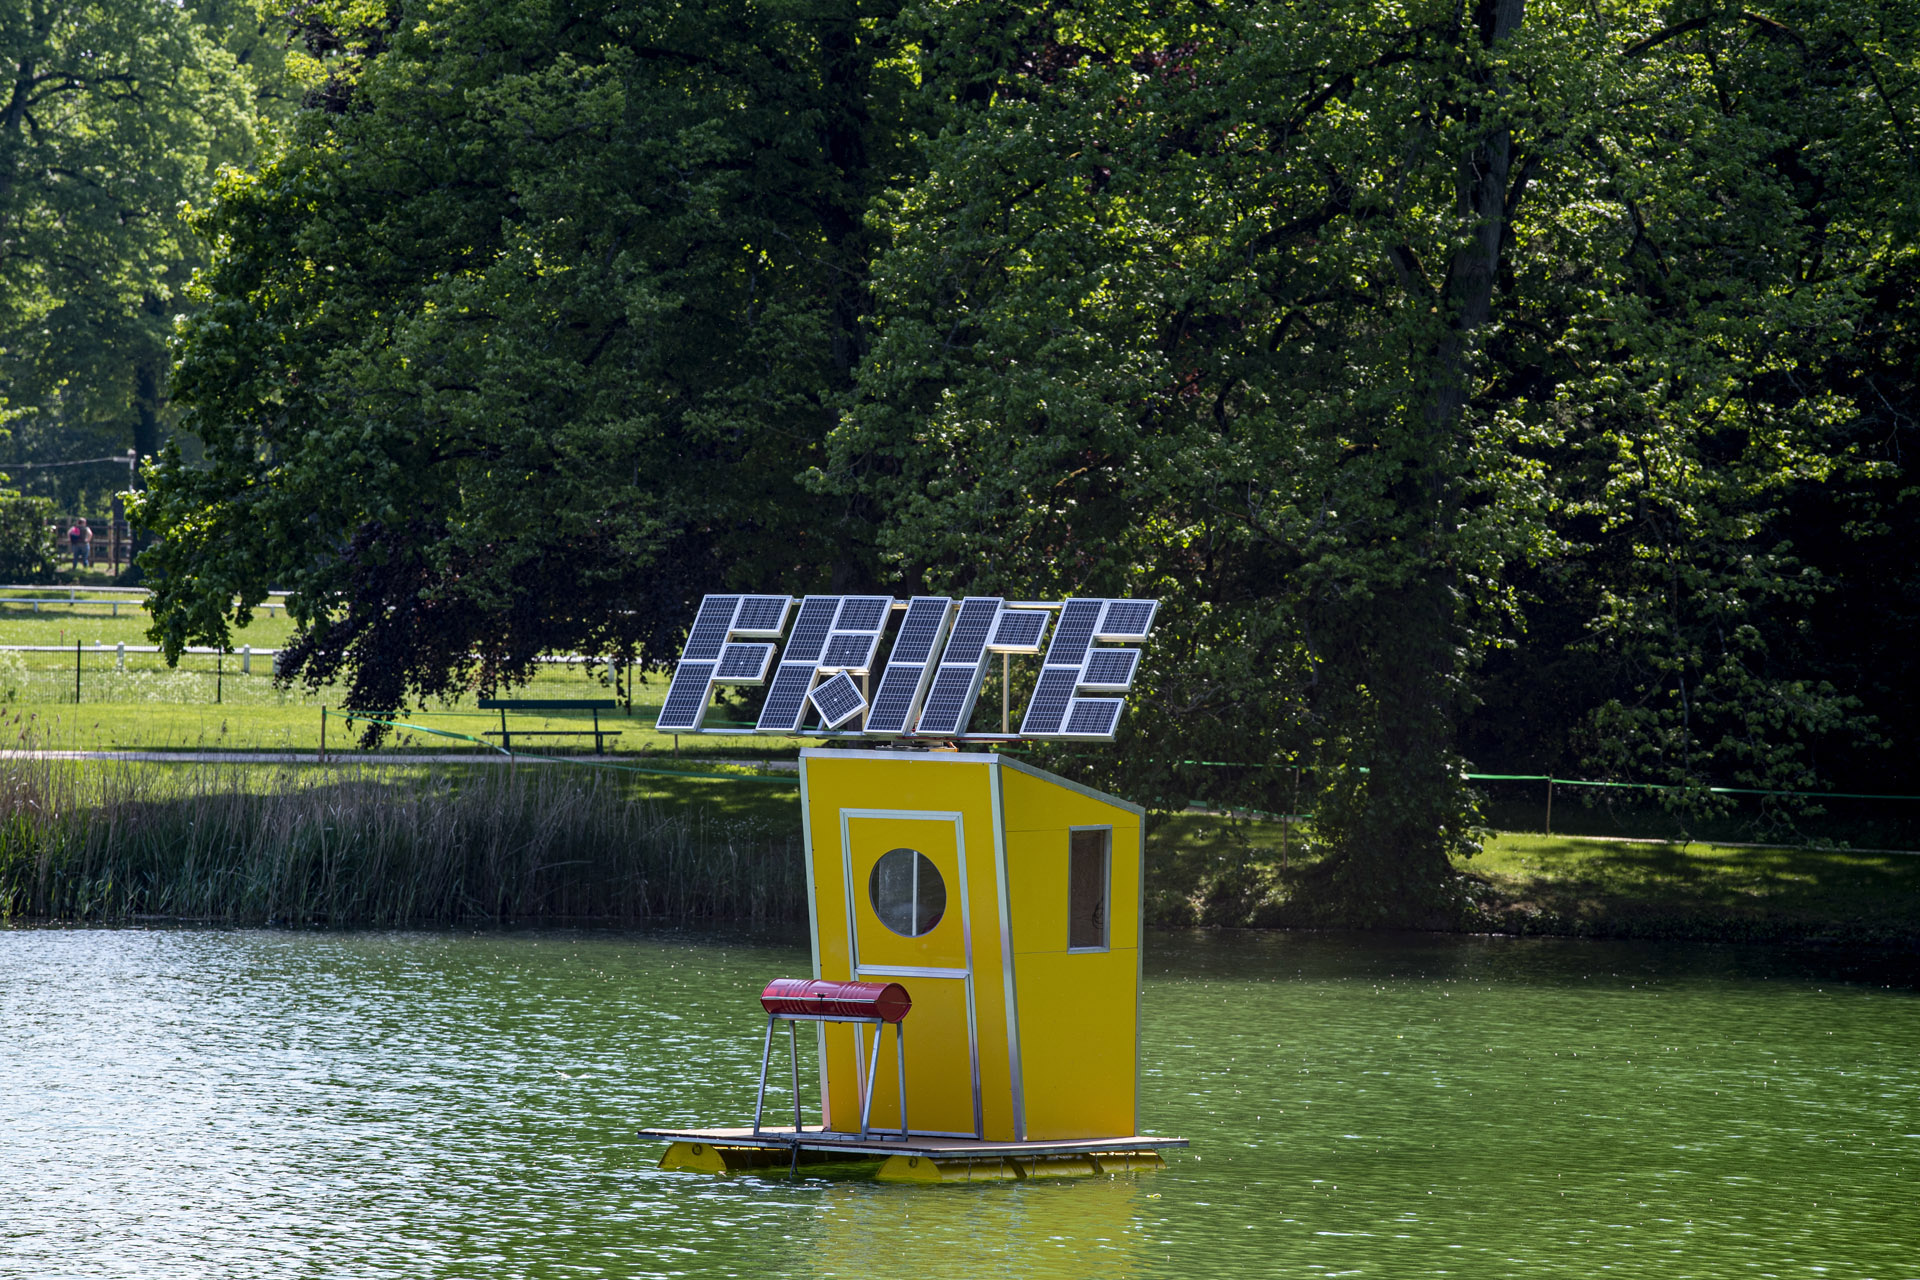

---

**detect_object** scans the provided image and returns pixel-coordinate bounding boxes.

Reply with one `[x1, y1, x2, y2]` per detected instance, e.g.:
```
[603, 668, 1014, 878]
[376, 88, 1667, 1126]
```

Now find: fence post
[216, 653, 223, 704]
[116, 641, 125, 672]
[73, 639, 80, 704]
[242, 644, 251, 674]
[320, 705, 326, 763]
[1545, 777, 1554, 837]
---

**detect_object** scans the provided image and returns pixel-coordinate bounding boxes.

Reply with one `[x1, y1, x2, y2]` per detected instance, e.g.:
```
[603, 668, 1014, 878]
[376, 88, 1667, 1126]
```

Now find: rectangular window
[1068, 828, 1110, 951]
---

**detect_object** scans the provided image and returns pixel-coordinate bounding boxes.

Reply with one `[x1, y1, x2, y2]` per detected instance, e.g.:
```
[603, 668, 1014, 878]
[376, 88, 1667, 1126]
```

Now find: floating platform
[639, 1126, 1186, 1183]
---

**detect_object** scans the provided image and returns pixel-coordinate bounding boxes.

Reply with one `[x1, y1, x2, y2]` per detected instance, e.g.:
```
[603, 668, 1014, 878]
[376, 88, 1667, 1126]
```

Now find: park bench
[477, 698, 622, 754]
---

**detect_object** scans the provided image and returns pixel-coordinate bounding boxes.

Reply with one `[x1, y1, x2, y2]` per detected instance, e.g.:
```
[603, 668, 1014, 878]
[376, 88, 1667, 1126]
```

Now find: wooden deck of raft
[638, 1125, 1187, 1182]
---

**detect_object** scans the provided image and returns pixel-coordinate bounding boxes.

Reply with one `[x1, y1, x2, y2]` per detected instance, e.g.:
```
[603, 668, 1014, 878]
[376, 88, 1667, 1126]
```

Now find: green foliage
[0, 490, 54, 581]
[827, 0, 1919, 919]
[137, 0, 907, 731]
[0, 0, 258, 490]
[130, 0, 1920, 918]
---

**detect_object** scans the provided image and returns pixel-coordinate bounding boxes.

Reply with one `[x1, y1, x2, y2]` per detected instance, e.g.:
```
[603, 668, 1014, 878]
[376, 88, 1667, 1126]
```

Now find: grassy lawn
[1143, 814, 1920, 943]
[0, 598, 829, 760]
[1462, 833, 1920, 942]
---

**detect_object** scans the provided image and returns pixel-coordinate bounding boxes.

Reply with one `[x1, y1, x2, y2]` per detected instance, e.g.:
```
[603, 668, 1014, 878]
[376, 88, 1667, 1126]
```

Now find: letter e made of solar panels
[653, 594, 1157, 741]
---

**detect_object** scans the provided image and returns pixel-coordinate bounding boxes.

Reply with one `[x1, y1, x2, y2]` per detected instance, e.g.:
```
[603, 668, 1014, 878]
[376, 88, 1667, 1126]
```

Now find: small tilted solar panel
[731, 595, 794, 637]
[987, 609, 1049, 654]
[890, 597, 954, 665]
[681, 595, 742, 662]
[821, 632, 881, 673]
[1094, 599, 1158, 642]
[715, 642, 775, 685]
[1044, 598, 1104, 668]
[915, 666, 983, 736]
[941, 597, 1002, 665]
[755, 664, 817, 732]
[656, 661, 718, 732]
[783, 596, 841, 663]
[1061, 698, 1124, 739]
[808, 672, 867, 729]
[755, 595, 843, 731]
[865, 668, 924, 735]
[834, 597, 892, 632]
[865, 598, 952, 735]
[1078, 647, 1139, 692]
[1018, 667, 1082, 736]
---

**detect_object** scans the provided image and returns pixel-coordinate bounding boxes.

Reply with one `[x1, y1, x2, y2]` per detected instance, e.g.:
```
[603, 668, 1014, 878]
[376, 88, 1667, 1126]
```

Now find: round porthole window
[869, 848, 946, 938]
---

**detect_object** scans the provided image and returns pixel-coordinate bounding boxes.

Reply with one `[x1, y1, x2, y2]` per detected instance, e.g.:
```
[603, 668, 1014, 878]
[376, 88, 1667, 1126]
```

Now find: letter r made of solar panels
[652, 594, 1158, 741]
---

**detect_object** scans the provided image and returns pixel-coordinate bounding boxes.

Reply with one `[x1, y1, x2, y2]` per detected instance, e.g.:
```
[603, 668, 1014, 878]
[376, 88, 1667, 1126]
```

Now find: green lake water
[2, 927, 1915, 1278]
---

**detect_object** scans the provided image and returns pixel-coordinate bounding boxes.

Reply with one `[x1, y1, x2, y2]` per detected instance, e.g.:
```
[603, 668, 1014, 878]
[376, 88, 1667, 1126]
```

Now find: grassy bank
[1144, 814, 1920, 945]
[0, 759, 804, 926]
[7, 756, 1916, 945]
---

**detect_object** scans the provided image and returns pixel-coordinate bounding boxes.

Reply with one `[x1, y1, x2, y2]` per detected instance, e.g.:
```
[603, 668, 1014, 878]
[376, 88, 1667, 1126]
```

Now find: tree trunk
[1311, 0, 1527, 923]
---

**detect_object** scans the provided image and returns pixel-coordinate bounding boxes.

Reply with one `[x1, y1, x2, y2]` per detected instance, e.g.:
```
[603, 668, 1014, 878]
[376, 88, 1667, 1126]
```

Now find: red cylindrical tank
[760, 978, 911, 1023]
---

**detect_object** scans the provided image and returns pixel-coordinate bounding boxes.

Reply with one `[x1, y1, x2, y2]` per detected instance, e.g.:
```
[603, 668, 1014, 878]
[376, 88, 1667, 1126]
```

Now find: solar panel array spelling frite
[653, 595, 1158, 740]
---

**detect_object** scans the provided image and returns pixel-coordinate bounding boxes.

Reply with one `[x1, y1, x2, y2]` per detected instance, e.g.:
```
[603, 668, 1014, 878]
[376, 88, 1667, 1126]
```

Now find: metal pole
[73, 639, 80, 704]
[320, 706, 326, 763]
[1546, 777, 1554, 837]
[895, 1021, 908, 1138]
[753, 1013, 777, 1136]
[790, 1021, 802, 1133]
[216, 653, 222, 704]
[1006, 656, 1021, 736]
[858, 1021, 882, 1140]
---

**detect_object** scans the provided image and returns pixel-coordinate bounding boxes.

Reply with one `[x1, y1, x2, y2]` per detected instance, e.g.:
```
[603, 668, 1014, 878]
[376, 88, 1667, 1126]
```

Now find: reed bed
[0, 758, 805, 925]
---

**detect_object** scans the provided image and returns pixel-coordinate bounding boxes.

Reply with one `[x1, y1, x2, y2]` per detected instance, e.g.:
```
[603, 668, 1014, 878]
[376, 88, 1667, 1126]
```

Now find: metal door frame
[839, 808, 982, 1138]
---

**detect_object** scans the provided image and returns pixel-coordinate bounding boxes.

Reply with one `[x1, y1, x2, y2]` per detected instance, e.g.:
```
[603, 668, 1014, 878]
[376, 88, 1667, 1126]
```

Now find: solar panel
[656, 661, 718, 731]
[1019, 667, 1081, 736]
[715, 642, 775, 684]
[939, 598, 1002, 666]
[890, 597, 953, 665]
[808, 672, 867, 728]
[782, 596, 841, 664]
[865, 663, 927, 735]
[915, 665, 986, 736]
[834, 597, 891, 632]
[1043, 598, 1103, 668]
[821, 632, 880, 673]
[1096, 599, 1158, 641]
[1078, 648, 1139, 691]
[681, 595, 741, 662]
[1062, 698, 1123, 739]
[731, 595, 793, 637]
[987, 609, 1048, 654]
[755, 664, 817, 732]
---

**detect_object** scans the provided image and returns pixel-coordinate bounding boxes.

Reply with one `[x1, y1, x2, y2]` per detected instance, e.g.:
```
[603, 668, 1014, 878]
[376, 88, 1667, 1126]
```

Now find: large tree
[0, 0, 256, 496]
[827, 0, 1918, 919]
[136, 0, 907, 719]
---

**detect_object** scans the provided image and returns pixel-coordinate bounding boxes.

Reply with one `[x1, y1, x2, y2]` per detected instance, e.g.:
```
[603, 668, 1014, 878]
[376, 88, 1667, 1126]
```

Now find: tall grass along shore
[0, 759, 805, 926]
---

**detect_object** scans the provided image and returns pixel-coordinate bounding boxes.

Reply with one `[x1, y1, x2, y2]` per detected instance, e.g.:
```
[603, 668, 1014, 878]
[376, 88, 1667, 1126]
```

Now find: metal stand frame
[752, 1011, 908, 1142]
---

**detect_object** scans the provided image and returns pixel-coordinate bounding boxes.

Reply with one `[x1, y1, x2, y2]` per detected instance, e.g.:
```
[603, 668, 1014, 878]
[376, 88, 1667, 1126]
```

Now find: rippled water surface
[3, 926, 1916, 1278]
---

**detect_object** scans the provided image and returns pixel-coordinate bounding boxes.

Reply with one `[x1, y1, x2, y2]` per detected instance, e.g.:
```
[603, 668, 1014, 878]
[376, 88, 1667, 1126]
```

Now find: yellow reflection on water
[807, 1173, 1150, 1279]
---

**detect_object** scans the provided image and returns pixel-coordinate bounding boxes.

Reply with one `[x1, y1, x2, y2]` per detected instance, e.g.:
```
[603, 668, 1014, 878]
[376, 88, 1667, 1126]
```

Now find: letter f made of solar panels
[653, 595, 1157, 742]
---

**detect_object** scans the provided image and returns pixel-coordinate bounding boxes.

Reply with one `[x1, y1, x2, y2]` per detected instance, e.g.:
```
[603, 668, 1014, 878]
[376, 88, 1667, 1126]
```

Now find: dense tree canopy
[137, 0, 1920, 918]
[136, 0, 905, 714]
[0, 0, 258, 507]
[827, 0, 1920, 916]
